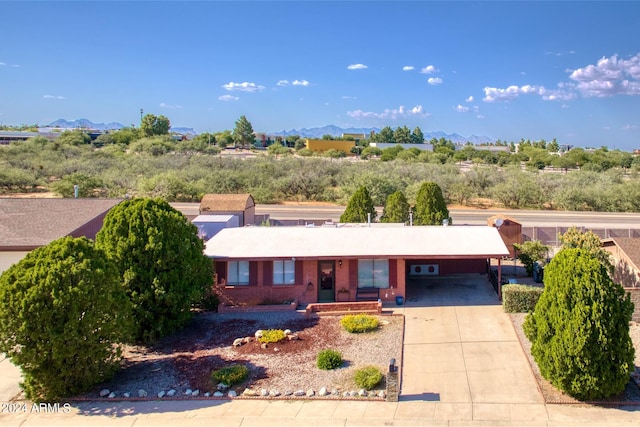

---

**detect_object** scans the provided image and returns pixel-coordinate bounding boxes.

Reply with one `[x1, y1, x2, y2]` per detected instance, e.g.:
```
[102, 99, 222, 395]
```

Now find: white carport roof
[204, 225, 509, 260]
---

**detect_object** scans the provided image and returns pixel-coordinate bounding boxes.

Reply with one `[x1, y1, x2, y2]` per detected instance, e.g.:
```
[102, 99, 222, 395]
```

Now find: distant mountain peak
[46, 118, 124, 131]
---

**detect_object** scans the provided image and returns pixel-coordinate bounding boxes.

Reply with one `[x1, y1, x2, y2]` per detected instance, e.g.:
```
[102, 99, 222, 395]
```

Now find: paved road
[172, 202, 640, 228]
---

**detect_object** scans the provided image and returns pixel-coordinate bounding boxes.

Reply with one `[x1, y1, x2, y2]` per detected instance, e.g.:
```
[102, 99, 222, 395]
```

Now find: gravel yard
[83, 311, 403, 399]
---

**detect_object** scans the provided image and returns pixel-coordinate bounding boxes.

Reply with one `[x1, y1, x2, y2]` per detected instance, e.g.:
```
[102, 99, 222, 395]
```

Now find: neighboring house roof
[0, 198, 122, 250]
[487, 214, 521, 226]
[602, 237, 640, 272]
[200, 193, 254, 213]
[204, 225, 509, 260]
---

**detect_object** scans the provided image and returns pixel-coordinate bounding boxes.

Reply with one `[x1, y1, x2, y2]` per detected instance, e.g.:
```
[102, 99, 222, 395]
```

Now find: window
[358, 259, 389, 288]
[228, 261, 249, 285]
[273, 260, 295, 285]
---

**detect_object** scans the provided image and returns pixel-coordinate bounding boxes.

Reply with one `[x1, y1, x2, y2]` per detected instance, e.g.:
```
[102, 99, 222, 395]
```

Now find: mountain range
[43, 119, 197, 135]
[270, 125, 494, 144]
[41, 119, 493, 143]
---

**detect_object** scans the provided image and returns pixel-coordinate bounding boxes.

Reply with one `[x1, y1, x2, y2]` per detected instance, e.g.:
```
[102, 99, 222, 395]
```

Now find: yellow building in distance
[304, 139, 356, 154]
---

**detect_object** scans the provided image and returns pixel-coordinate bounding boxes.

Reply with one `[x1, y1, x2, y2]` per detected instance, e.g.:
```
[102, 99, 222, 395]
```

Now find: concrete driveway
[397, 275, 545, 418]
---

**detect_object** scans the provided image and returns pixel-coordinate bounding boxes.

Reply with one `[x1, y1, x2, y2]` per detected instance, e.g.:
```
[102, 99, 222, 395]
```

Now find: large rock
[233, 338, 244, 347]
[99, 389, 110, 397]
[167, 389, 176, 397]
[228, 390, 237, 398]
[138, 389, 148, 398]
[242, 388, 258, 397]
[254, 330, 264, 339]
[318, 387, 328, 396]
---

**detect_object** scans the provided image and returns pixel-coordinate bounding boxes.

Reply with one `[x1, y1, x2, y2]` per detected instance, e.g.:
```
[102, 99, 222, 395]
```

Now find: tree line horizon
[2, 114, 640, 213]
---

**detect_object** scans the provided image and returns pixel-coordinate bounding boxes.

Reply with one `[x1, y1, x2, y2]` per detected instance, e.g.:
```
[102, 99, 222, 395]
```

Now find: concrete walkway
[1, 276, 639, 426]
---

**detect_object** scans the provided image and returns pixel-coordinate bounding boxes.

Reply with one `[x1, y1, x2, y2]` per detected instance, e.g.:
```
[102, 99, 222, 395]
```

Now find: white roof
[204, 225, 509, 260]
[192, 215, 236, 223]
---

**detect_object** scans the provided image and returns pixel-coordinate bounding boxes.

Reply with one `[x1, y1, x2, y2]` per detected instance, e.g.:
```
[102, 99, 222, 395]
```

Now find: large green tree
[140, 114, 171, 137]
[381, 190, 410, 223]
[413, 181, 450, 225]
[340, 186, 376, 223]
[393, 125, 411, 144]
[96, 198, 212, 342]
[524, 248, 635, 400]
[232, 115, 256, 148]
[410, 126, 425, 144]
[0, 237, 132, 401]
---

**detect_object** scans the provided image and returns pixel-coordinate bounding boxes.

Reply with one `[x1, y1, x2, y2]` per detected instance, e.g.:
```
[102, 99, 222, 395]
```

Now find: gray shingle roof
[0, 198, 122, 249]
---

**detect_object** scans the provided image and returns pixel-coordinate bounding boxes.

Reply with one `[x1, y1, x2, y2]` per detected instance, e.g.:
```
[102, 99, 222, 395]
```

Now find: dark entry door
[318, 261, 335, 302]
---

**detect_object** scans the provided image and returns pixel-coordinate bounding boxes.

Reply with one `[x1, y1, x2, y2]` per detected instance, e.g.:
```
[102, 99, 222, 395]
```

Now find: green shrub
[354, 366, 384, 390]
[341, 314, 380, 333]
[524, 249, 635, 400]
[316, 349, 343, 370]
[211, 364, 249, 386]
[502, 284, 543, 313]
[259, 329, 286, 344]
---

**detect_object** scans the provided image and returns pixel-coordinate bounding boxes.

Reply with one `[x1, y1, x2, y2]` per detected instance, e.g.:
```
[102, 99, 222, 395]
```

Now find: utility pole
[140, 108, 143, 124]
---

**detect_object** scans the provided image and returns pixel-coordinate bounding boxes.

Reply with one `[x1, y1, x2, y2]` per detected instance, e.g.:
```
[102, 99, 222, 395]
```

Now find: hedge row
[502, 284, 543, 313]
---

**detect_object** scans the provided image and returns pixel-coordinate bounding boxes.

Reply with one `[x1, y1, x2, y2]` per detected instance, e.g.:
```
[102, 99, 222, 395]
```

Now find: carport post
[497, 258, 502, 300]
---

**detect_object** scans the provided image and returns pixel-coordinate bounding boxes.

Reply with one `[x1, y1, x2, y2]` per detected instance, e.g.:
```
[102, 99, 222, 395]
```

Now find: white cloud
[476, 114, 486, 119]
[402, 65, 414, 71]
[218, 95, 239, 101]
[483, 84, 574, 102]
[455, 104, 470, 113]
[347, 63, 368, 70]
[277, 80, 289, 86]
[222, 81, 265, 92]
[545, 50, 576, 57]
[427, 77, 443, 85]
[43, 94, 64, 100]
[623, 124, 638, 130]
[0, 61, 20, 67]
[292, 79, 310, 86]
[568, 53, 640, 97]
[160, 102, 182, 109]
[420, 65, 438, 74]
[466, 96, 474, 103]
[342, 95, 357, 100]
[347, 104, 429, 120]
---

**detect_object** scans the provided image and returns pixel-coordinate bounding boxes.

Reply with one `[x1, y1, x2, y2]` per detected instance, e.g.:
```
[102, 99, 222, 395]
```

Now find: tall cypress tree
[413, 181, 450, 225]
[381, 190, 410, 223]
[524, 248, 635, 400]
[340, 186, 376, 223]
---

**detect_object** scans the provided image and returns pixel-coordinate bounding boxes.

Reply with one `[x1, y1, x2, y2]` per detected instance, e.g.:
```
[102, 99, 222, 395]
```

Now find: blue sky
[1, 1, 639, 150]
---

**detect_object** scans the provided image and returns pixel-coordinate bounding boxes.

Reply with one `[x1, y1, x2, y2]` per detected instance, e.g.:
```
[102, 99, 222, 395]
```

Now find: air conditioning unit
[409, 264, 439, 276]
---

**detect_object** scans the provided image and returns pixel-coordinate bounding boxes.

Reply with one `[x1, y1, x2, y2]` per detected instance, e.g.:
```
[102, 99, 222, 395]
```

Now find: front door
[318, 261, 335, 302]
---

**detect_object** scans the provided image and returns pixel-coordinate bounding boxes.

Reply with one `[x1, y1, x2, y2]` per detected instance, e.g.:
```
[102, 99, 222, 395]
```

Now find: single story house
[0, 198, 122, 274]
[199, 193, 255, 226]
[204, 225, 510, 305]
